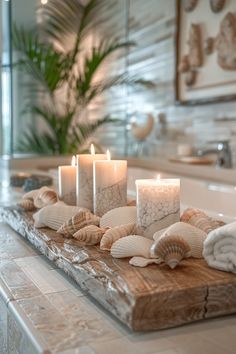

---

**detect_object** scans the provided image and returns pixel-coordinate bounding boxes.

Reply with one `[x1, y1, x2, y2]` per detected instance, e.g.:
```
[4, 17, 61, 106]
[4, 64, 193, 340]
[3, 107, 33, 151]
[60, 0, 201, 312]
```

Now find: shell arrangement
[33, 202, 88, 230]
[151, 235, 191, 269]
[57, 211, 100, 237]
[181, 208, 225, 234]
[20, 186, 58, 210]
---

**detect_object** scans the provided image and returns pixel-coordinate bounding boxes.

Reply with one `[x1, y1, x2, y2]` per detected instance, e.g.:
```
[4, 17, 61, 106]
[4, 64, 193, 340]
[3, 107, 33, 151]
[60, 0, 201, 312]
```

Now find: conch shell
[100, 223, 137, 251]
[73, 225, 106, 245]
[152, 222, 207, 258]
[57, 210, 100, 237]
[181, 208, 225, 234]
[131, 114, 154, 142]
[111, 235, 154, 259]
[151, 235, 191, 269]
[18, 199, 36, 211]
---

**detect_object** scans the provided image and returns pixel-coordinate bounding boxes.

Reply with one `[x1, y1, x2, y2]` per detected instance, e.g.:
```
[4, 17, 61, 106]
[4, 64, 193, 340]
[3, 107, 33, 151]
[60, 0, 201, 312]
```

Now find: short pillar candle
[76, 145, 107, 211]
[58, 156, 77, 205]
[93, 151, 127, 216]
[136, 177, 180, 238]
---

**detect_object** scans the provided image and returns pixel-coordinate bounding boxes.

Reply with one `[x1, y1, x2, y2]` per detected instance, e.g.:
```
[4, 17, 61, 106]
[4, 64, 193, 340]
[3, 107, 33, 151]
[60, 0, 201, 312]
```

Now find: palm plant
[12, 0, 150, 155]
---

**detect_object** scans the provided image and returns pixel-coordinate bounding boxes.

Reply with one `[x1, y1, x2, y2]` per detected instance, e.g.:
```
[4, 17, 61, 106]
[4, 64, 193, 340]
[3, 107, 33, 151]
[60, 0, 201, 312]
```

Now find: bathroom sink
[128, 167, 236, 223]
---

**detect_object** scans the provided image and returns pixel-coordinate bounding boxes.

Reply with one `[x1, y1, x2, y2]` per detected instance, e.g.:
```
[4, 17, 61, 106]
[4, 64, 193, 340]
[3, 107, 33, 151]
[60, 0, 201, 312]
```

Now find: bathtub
[128, 167, 236, 224]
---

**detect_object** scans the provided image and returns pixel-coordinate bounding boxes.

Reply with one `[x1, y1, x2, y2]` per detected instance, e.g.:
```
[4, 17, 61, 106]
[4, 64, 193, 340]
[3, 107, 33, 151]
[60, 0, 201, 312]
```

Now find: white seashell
[111, 235, 154, 259]
[100, 206, 136, 228]
[57, 211, 100, 237]
[152, 222, 207, 258]
[100, 223, 136, 251]
[129, 256, 162, 267]
[151, 235, 191, 269]
[73, 225, 106, 245]
[33, 201, 88, 230]
[131, 114, 154, 142]
[18, 199, 36, 211]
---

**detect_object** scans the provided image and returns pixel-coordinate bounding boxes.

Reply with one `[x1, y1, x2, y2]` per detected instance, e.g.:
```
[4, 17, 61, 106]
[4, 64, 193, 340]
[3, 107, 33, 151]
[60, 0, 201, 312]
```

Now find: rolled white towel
[203, 222, 236, 273]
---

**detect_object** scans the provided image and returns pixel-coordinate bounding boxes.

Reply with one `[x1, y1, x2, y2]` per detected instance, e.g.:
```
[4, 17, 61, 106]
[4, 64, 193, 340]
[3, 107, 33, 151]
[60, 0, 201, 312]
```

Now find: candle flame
[71, 155, 76, 166]
[156, 174, 161, 180]
[106, 149, 111, 161]
[90, 144, 95, 155]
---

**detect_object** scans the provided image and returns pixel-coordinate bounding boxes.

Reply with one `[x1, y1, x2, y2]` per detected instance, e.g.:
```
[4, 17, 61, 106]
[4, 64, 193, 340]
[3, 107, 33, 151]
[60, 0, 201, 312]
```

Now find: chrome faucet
[197, 140, 232, 169]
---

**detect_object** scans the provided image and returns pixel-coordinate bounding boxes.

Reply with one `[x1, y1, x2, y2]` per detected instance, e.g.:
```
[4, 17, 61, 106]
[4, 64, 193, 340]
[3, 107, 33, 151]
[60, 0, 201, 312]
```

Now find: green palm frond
[76, 39, 135, 103]
[12, 25, 70, 94]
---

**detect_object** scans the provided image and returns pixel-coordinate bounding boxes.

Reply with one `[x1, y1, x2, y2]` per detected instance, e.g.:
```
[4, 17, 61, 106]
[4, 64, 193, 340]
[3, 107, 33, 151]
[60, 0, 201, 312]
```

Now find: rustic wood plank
[1, 206, 236, 331]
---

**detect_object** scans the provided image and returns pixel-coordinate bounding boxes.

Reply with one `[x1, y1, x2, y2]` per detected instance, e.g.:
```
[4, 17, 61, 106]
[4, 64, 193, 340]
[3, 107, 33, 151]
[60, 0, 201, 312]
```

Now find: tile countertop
[0, 168, 236, 353]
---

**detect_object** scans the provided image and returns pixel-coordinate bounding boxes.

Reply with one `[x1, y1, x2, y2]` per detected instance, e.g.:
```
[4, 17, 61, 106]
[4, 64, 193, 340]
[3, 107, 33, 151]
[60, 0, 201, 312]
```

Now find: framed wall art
[175, 0, 236, 105]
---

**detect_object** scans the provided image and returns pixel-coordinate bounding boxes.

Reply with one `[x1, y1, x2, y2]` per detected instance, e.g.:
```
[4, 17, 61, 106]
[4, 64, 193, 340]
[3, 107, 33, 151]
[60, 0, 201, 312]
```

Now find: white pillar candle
[76, 144, 106, 211]
[58, 156, 77, 205]
[136, 177, 180, 238]
[93, 151, 127, 216]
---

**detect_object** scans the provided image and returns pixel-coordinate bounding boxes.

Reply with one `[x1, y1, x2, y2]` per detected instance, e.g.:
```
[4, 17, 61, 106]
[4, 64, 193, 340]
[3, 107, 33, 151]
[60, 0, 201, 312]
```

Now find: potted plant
[12, 0, 150, 155]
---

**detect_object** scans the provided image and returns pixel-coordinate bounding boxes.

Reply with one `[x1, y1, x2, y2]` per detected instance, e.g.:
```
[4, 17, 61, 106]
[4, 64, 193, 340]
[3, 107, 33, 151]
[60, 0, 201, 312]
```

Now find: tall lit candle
[58, 156, 77, 205]
[136, 176, 180, 238]
[76, 144, 106, 210]
[93, 150, 127, 216]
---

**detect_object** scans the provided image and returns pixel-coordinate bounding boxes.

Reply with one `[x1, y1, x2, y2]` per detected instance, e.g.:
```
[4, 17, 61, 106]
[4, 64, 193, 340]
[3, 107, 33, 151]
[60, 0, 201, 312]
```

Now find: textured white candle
[136, 178, 180, 238]
[76, 145, 106, 211]
[93, 152, 127, 216]
[58, 156, 77, 205]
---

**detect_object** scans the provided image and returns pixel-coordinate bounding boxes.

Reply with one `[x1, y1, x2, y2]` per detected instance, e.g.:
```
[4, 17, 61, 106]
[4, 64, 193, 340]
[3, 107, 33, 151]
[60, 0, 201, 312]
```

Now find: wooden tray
[1, 206, 236, 332]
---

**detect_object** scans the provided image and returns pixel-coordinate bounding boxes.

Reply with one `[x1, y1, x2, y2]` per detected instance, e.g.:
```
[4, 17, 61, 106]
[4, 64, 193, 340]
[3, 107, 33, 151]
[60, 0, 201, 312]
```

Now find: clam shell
[33, 202, 88, 230]
[57, 211, 100, 237]
[129, 256, 162, 268]
[100, 206, 136, 228]
[34, 189, 57, 208]
[23, 189, 40, 201]
[100, 223, 137, 251]
[151, 235, 191, 269]
[152, 222, 207, 258]
[181, 208, 225, 234]
[73, 225, 106, 245]
[111, 235, 154, 259]
[18, 199, 36, 211]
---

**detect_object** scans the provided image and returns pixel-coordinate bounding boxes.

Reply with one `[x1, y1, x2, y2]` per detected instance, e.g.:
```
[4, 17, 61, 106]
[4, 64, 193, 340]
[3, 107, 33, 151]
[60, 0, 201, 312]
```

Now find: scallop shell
[100, 223, 137, 251]
[152, 222, 207, 258]
[18, 199, 36, 211]
[57, 211, 100, 237]
[129, 256, 162, 268]
[33, 202, 88, 230]
[100, 206, 137, 228]
[34, 189, 57, 208]
[110, 235, 154, 259]
[151, 235, 191, 269]
[181, 208, 225, 234]
[73, 225, 106, 245]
